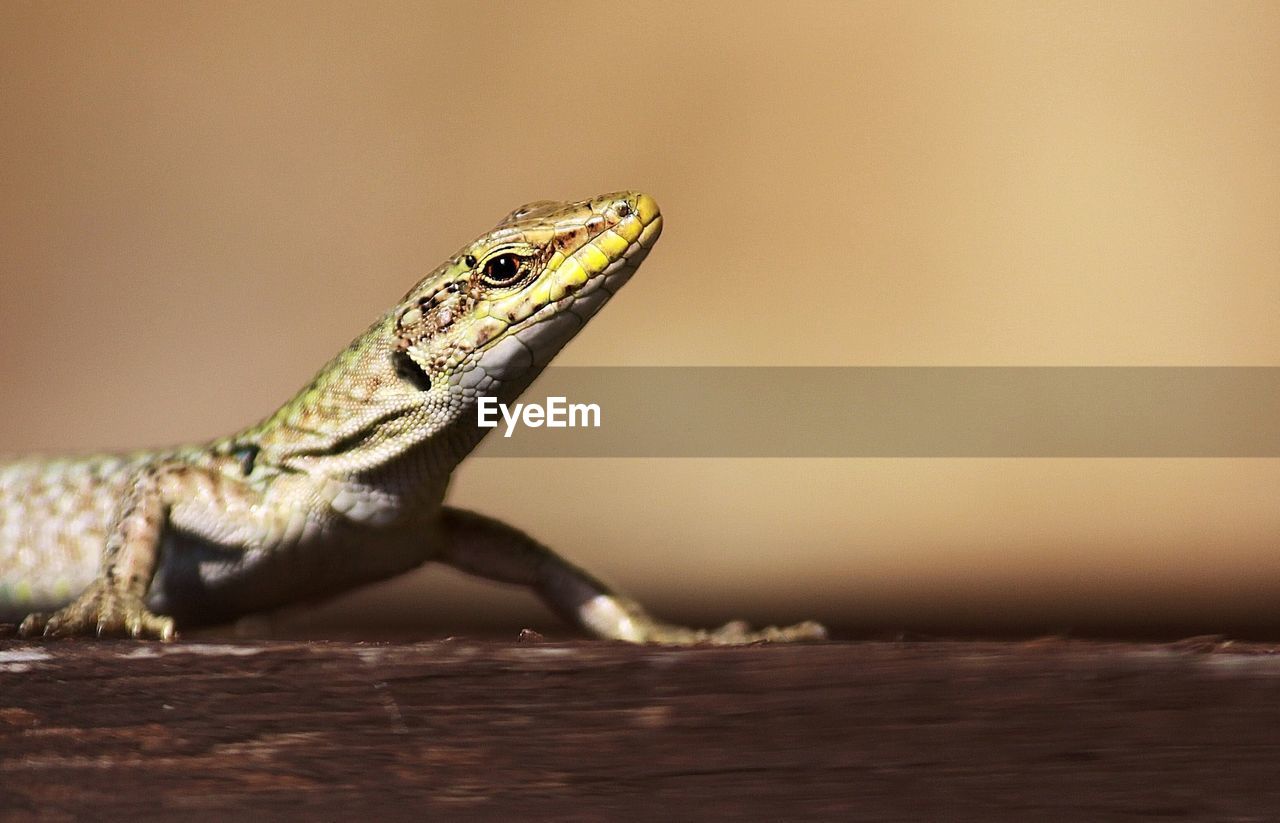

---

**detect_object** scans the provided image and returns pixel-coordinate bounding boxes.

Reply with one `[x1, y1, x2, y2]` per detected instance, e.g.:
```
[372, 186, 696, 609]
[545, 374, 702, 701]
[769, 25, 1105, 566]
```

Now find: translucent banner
[471, 367, 1280, 457]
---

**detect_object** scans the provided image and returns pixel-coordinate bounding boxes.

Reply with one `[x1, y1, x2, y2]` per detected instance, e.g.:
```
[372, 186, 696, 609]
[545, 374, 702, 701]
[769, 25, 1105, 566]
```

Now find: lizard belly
[149, 514, 445, 627]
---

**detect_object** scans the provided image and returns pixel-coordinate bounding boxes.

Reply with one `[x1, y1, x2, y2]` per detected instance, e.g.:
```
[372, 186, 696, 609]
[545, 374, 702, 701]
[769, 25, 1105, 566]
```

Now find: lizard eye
[481, 253, 528, 287]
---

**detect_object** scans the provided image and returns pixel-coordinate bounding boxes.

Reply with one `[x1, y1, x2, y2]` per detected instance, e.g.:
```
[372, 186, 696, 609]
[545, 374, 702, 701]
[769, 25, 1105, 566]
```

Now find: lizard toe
[785, 620, 828, 641]
[128, 612, 176, 641]
[17, 612, 50, 639]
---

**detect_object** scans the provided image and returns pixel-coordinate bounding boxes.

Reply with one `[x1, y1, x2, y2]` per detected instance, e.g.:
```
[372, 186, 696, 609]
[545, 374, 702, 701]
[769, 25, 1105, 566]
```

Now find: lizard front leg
[438, 507, 827, 645]
[19, 463, 188, 640]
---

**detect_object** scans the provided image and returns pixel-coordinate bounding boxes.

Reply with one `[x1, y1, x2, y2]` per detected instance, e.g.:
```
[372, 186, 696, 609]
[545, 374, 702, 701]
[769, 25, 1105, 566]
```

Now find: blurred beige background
[2, 1, 1279, 637]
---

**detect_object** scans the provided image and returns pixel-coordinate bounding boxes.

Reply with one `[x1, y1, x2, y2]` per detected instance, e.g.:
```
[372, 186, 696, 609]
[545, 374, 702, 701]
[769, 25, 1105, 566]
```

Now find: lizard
[0, 191, 826, 644]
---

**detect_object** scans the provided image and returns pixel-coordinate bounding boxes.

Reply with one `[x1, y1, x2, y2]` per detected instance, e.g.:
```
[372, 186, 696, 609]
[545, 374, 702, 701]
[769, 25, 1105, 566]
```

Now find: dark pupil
[484, 253, 523, 284]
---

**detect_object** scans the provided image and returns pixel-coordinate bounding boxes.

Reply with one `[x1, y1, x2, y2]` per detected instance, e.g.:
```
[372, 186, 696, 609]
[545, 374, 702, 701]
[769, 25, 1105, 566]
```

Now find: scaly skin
[0, 192, 825, 644]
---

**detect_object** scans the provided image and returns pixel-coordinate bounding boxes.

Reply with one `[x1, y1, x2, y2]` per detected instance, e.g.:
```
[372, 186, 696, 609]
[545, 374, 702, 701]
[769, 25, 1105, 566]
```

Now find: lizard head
[255, 192, 660, 476]
[393, 190, 662, 406]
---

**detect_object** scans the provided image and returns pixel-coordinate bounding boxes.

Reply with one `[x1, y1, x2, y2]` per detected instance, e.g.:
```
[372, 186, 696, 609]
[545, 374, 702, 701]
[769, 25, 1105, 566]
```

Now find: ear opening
[392, 349, 433, 392]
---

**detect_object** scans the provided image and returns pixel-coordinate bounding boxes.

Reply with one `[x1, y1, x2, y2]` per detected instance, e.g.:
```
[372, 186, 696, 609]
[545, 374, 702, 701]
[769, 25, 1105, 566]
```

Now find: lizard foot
[703, 619, 829, 645]
[18, 583, 176, 641]
[636, 618, 828, 646]
[580, 596, 826, 645]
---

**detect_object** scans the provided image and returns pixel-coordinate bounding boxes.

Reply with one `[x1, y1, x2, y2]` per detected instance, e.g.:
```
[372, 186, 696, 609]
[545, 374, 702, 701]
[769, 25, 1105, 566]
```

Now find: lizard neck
[232, 316, 456, 481]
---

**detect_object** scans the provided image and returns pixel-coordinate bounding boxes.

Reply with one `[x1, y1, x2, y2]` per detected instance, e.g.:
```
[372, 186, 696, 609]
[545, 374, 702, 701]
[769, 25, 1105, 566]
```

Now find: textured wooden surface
[2, 638, 1279, 821]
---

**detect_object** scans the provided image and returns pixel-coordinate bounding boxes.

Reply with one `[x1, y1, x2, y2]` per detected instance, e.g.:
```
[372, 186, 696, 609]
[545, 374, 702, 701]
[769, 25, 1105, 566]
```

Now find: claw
[17, 612, 49, 639]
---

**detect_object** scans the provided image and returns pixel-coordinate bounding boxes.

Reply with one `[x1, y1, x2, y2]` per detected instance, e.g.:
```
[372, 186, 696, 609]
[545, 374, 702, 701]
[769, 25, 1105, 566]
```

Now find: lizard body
[0, 192, 824, 643]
